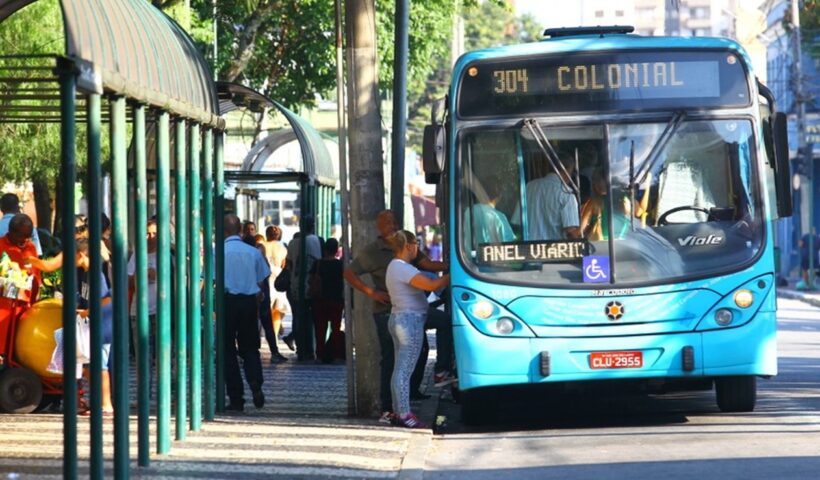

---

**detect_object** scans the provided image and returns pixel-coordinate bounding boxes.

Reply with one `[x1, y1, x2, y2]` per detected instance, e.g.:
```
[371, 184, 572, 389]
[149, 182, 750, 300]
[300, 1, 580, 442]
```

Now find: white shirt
[127, 251, 157, 316]
[223, 236, 271, 295]
[385, 259, 429, 314]
[517, 173, 579, 240]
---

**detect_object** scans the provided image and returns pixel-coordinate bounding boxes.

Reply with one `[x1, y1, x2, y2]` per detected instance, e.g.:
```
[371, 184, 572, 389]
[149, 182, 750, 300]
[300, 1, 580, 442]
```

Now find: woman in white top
[265, 225, 289, 337]
[385, 230, 449, 428]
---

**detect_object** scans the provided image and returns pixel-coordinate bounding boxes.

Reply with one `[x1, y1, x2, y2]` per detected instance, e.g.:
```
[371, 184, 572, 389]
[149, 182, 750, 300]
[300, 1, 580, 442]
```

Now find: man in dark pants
[344, 210, 449, 422]
[223, 214, 271, 411]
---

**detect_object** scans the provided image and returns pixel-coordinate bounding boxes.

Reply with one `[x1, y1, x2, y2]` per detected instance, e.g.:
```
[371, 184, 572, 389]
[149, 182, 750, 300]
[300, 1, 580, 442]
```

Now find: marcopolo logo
[677, 234, 724, 247]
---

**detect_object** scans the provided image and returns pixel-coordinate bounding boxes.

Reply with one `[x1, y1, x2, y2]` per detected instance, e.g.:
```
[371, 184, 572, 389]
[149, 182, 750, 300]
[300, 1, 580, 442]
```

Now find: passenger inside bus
[461, 175, 516, 252]
[512, 152, 581, 241]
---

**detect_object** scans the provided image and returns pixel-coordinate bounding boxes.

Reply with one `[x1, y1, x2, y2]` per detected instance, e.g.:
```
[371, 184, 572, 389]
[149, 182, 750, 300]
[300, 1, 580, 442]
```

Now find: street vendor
[0, 213, 40, 303]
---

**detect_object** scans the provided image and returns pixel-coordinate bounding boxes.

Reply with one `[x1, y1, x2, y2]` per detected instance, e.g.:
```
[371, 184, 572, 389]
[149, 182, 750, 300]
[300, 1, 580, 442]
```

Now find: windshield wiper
[522, 119, 580, 199]
[631, 110, 687, 188]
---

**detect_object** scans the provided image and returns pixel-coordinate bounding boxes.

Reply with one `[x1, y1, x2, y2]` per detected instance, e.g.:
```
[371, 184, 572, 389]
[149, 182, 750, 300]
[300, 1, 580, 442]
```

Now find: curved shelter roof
[217, 82, 337, 187]
[0, 0, 222, 128]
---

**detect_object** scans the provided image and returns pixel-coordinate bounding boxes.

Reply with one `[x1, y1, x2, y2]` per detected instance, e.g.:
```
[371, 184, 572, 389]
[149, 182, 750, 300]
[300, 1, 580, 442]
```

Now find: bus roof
[454, 33, 753, 78]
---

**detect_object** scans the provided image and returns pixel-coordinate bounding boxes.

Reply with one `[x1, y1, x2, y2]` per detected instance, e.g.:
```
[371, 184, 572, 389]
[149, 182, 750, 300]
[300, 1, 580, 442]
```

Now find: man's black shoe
[270, 352, 288, 363]
[252, 389, 265, 408]
[283, 335, 295, 352]
[225, 402, 244, 413]
[410, 391, 431, 400]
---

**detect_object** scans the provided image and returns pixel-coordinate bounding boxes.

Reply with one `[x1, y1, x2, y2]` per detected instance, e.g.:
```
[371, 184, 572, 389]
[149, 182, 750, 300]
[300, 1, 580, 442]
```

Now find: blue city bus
[422, 26, 793, 423]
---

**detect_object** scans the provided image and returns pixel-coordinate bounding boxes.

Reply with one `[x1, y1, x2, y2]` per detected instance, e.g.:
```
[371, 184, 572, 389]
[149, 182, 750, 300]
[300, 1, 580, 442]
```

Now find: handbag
[274, 265, 291, 293]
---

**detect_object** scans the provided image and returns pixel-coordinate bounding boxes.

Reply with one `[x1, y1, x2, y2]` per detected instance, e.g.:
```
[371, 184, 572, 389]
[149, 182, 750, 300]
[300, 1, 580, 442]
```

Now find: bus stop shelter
[0, 1, 225, 478]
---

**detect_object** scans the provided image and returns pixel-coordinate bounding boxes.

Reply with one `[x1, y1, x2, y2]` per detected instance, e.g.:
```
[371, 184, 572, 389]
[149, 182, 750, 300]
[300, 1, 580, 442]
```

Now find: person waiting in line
[264, 225, 289, 339]
[242, 220, 257, 239]
[0, 193, 42, 257]
[309, 237, 345, 363]
[223, 214, 270, 411]
[514, 153, 581, 241]
[127, 218, 159, 382]
[384, 230, 449, 428]
[344, 209, 450, 425]
[283, 216, 321, 361]
[251, 233, 287, 363]
[74, 236, 115, 416]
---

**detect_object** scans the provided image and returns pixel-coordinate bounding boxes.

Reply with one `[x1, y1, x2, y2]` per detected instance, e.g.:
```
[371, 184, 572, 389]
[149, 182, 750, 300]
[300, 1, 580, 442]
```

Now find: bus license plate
[589, 351, 643, 369]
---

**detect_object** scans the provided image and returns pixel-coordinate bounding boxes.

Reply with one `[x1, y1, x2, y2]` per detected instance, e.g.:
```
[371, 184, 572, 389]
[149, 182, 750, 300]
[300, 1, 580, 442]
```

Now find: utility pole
[345, 0, 386, 417]
[390, 0, 409, 224]
[792, 0, 813, 287]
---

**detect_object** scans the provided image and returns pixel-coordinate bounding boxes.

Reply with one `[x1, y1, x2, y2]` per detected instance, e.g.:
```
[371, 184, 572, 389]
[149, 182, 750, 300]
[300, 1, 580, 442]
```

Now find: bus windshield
[457, 118, 763, 286]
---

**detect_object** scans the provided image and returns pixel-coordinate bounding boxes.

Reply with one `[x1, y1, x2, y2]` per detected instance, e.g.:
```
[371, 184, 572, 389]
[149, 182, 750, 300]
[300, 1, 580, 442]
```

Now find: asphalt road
[425, 297, 820, 480]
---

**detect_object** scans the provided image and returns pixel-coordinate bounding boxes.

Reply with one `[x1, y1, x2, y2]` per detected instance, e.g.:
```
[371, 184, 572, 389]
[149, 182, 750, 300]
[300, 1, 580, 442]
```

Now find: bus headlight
[495, 318, 515, 335]
[714, 308, 734, 326]
[471, 300, 494, 319]
[733, 289, 754, 309]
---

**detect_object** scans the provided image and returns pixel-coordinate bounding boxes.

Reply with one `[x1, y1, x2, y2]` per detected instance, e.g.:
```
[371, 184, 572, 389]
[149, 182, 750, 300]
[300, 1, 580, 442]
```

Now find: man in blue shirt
[0, 193, 42, 256]
[223, 214, 271, 411]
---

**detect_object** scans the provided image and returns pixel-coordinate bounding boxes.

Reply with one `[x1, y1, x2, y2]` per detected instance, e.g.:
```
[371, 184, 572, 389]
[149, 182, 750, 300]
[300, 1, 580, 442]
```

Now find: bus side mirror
[423, 124, 446, 184]
[772, 112, 793, 218]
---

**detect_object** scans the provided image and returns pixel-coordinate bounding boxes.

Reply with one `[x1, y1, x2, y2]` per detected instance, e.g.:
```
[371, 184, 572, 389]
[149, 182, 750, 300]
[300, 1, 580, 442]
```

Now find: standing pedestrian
[253, 233, 287, 363]
[283, 215, 321, 361]
[310, 238, 345, 363]
[343, 210, 449, 423]
[223, 214, 270, 411]
[384, 230, 449, 428]
[264, 225, 289, 338]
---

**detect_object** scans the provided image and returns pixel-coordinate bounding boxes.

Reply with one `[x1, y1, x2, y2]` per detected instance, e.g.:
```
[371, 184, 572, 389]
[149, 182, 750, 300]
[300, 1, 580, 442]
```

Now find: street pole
[345, 0, 386, 417]
[390, 0, 409, 224]
[791, 0, 813, 287]
[335, 0, 357, 416]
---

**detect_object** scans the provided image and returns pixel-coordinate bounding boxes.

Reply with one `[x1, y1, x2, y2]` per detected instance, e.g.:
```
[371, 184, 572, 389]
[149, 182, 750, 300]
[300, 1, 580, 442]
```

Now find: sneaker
[433, 371, 456, 387]
[252, 389, 265, 408]
[397, 412, 428, 429]
[378, 411, 396, 425]
[270, 353, 288, 364]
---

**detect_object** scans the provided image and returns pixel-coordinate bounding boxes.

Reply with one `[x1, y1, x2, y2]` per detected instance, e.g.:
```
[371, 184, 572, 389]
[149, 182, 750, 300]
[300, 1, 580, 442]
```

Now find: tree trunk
[219, 1, 278, 82]
[32, 176, 53, 233]
[345, 0, 385, 417]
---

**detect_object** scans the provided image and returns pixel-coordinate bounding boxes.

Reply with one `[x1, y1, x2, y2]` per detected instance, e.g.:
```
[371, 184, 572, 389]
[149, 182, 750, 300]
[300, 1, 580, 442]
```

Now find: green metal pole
[202, 129, 215, 421]
[189, 123, 202, 431]
[58, 58, 77, 480]
[110, 95, 130, 480]
[86, 93, 104, 480]
[134, 104, 150, 467]
[215, 131, 226, 412]
[175, 118, 189, 441]
[156, 111, 172, 454]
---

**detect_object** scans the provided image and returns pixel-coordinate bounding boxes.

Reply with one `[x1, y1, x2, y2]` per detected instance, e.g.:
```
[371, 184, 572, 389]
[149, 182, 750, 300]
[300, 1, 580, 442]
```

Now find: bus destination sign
[477, 240, 588, 265]
[458, 50, 749, 117]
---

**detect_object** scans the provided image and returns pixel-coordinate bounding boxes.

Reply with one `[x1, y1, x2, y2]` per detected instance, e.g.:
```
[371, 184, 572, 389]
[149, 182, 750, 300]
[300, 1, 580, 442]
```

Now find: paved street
[424, 296, 820, 480]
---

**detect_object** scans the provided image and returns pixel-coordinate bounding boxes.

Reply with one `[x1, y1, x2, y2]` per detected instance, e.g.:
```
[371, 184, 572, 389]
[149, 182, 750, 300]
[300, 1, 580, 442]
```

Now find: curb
[397, 380, 443, 480]
[777, 289, 820, 309]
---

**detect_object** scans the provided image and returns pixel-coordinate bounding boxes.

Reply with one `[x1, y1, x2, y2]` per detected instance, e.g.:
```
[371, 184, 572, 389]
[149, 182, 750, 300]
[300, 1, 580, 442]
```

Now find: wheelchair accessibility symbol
[583, 256, 610, 283]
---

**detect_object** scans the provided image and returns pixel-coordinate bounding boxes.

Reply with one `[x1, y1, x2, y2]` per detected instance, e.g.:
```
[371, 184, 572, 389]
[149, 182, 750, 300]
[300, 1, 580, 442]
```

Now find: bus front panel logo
[605, 301, 625, 321]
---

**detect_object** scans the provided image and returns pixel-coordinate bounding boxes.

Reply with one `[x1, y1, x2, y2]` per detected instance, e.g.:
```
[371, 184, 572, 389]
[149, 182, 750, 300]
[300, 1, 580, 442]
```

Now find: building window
[595, 10, 604, 18]
[615, 10, 624, 17]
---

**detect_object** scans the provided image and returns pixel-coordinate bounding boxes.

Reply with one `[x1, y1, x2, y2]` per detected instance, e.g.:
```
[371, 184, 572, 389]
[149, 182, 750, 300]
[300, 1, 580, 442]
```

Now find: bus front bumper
[453, 309, 777, 392]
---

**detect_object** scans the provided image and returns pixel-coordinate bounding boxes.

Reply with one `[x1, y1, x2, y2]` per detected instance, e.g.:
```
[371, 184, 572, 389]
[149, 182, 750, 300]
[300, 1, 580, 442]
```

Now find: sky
[515, 0, 584, 30]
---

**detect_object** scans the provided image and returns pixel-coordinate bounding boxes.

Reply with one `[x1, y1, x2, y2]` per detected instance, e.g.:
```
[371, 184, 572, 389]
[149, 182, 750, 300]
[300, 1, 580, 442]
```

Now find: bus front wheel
[715, 376, 756, 412]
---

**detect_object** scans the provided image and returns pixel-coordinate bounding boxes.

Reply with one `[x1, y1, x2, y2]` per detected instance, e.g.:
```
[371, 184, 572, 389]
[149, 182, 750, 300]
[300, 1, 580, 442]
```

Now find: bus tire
[0, 367, 43, 414]
[715, 376, 756, 412]
[461, 389, 497, 425]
